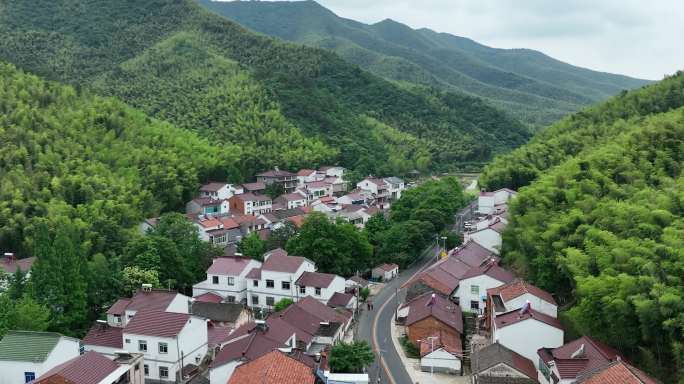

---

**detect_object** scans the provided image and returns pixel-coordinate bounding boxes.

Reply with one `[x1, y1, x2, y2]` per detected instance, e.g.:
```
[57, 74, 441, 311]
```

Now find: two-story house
[245, 249, 315, 310]
[199, 182, 240, 201]
[452, 261, 515, 314]
[295, 271, 346, 305]
[464, 218, 506, 254]
[486, 279, 558, 328]
[356, 178, 389, 208]
[478, 188, 517, 215]
[239, 182, 265, 195]
[383, 177, 405, 200]
[491, 306, 564, 363]
[537, 336, 623, 384]
[192, 257, 262, 304]
[301, 181, 333, 203]
[0, 331, 81, 384]
[273, 191, 308, 210]
[296, 169, 320, 186]
[256, 168, 297, 193]
[122, 310, 208, 382]
[186, 197, 229, 217]
[319, 166, 345, 179]
[195, 216, 242, 246]
[228, 193, 272, 216]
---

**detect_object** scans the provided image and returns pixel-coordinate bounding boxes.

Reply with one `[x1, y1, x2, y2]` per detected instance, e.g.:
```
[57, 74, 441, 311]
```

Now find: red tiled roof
[245, 267, 262, 279]
[82, 325, 123, 349]
[475, 342, 537, 380]
[296, 271, 336, 288]
[257, 170, 295, 177]
[124, 310, 190, 338]
[406, 268, 459, 296]
[450, 240, 497, 267]
[196, 217, 221, 228]
[494, 308, 563, 330]
[287, 215, 306, 228]
[488, 278, 557, 306]
[262, 249, 309, 273]
[233, 193, 271, 203]
[35, 351, 120, 384]
[305, 180, 331, 189]
[538, 336, 622, 379]
[207, 257, 255, 276]
[297, 169, 316, 176]
[230, 317, 313, 347]
[460, 262, 515, 284]
[1, 256, 35, 274]
[227, 350, 315, 384]
[106, 289, 179, 315]
[376, 263, 399, 272]
[576, 361, 659, 384]
[207, 324, 234, 347]
[419, 330, 462, 357]
[348, 275, 369, 287]
[405, 292, 463, 333]
[291, 296, 351, 324]
[241, 182, 266, 191]
[365, 178, 387, 187]
[200, 182, 227, 192]
[212, 330, 284, 368]
[194, 292, 224, 304]
[221, 217, 240, 229]
[192, 197, 223, 206]
[328, 292, 354, 308]
[277, 192, 306, 202]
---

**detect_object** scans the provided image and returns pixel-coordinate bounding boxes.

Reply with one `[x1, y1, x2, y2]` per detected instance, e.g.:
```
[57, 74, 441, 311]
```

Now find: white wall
[478, 195, 495, 214]
[466, 229, 502, 254]
[193, 259, 261, 303]
[0, 337, 80, 384]
[421, 348, 461, 373]
[210, 361, 240, 384]
[455, 275, 506, 314]
[167, 293, 191, 314]
[298, 275, 346, 304]
[356, 180, 379, 195]
[481, 362, 531, 379]
[494, 320, 563, 363]
[247, 261, 315, 309]
[506, 293, 557, 318]
[83, 344, 121, 358]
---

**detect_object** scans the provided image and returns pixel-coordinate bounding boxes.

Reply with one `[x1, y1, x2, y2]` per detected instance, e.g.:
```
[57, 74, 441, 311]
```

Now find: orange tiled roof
[227, 350, 315, 384]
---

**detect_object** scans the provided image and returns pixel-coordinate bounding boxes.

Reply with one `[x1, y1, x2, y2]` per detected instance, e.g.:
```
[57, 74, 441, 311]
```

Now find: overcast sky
[313, 0, 683, 80]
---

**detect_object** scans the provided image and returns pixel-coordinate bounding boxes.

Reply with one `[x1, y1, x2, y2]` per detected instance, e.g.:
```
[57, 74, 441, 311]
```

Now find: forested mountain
[0, 0, 530, 177]
[481, 71, 684, 381]
[198, 0, 650, 128]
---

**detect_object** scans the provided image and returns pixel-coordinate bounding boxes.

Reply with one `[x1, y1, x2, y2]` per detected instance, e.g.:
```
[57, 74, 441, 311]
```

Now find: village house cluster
[396, 188, 659, 383]
[152, 166, 407, 250]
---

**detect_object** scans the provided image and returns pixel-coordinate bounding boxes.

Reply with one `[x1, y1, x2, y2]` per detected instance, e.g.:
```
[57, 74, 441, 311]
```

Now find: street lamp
[440, 236, 447, 252]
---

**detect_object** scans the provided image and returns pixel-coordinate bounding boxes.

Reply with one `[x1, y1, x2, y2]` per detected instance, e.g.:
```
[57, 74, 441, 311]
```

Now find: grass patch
[399, 336, 420, 358]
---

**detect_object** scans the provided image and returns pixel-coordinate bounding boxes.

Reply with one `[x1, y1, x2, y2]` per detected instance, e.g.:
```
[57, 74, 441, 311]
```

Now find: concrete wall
[421, 348, 461, 373]
[455, 275, 506, 314]
[210, 360, 240, 384]
[493, 320, 563, 363]
[506, 293, 557, 318]
[466, 229, 502, 254]
[407, 318, 461, 346]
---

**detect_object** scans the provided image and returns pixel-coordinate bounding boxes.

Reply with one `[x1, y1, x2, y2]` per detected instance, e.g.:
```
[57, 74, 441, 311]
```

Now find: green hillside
[484, 71, 684, 381]
[0, 0, 530, 176]
[198, 0, 650, 128]
[0, 61, 235, 256]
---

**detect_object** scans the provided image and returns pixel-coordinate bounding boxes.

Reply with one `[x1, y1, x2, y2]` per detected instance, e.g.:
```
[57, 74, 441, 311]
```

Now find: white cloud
[314, 0, 684, 80]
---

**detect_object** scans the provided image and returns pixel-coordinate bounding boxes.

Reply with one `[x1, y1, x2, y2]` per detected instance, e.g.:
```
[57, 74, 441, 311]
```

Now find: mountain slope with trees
[198, 0, 650, 128]
[0, 0, 530, 175]
[484, 71, 684, 382]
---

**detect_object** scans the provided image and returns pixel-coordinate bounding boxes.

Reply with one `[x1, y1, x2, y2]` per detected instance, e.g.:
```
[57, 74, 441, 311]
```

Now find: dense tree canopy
[490, 75, 684, 382]
[329, 341, 375, 373]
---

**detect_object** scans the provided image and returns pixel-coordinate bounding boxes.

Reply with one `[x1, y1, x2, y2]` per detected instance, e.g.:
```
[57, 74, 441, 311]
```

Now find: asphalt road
[356, 199, 478, 383]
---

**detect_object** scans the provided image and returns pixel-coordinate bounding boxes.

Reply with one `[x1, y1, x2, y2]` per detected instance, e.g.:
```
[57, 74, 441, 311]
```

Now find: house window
[114, 314, 121, 324]
[282, 281, 291, 290]
[138, 340, 147, 352]
[470, 285, 480, 295]
[24, 372, 36, 383]
[226, 295, 236, 303]
[125, 338, 131, 344]
[299, 286, 306, 294]
[159, 367, 169, 379]
[144, 365, 149, 376]
[159, 342, 168, 354]
[212, 276, 219, 284]
[266, 296, 275, 306]
[252, 295, 259, 305]
[253, 280, 259, 287]
[266, 280, 274, 288]
[315, 287, 321, 296]
[470, 300, 480, 310]
[227, 277, 235, 286]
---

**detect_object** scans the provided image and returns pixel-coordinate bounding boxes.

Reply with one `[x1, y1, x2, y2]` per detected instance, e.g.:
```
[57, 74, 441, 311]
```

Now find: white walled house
[478, 188, 517, 215]
[32, 351, 145, 384]
[453, 262, 515, 314]
[464, 219, 506, 254]
[320, 166, 345, 179]
[295, 272, 346, 305]
[302, 181, 333, 202]
[419, 331, 462, 374]
[186, 197, 229, 217]
[383, 177, 405, 200]
[356, 178, 389, 208]
[274, 191, 308, 210]
[488, 279, 558, 320]
[372, 263, 399, 281]
[473, 342, 539, 383]
[492, 308, 564, 363]
[105, 288, 190, 328]
[0, 331, 81, 384]
[200, 182, 239, 201]
[193, 257, 262, 304]
[537, 336, 623, 384]
[194, 216, 242, 246]
[122, 310, 208, 382]
[296, 169, 320, 186]
[245, 249, 316, 310]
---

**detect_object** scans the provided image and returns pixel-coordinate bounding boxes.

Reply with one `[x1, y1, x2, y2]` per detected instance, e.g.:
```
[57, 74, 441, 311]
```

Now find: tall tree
[238, 232, 267, 260]
[329, 341, 375, 373]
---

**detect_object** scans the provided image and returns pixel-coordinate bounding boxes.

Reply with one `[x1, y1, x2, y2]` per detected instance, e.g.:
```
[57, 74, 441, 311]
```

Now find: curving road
[356, 200, 478, 383]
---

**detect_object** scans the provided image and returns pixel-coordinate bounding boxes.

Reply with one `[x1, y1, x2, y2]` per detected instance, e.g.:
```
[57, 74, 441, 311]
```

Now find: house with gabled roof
[464, 217, 507, 254]
[0, 330, 81, 384]
[227, 350, 316, 384]
[478, 188, 517, 215]
[492, 306, 564, 363]
[257, 168, 297, 193]
[453, 260, 515, 314]
[383, 176, 405, 200]
[31, 350, 145, 384]
[296, 271, 346, 305]
[297, 169, 319, 186]
[372, 263, 399, 281]
[193, 256, 262, 304]
[537, 336, 624, 384]
[276, 296, 353, 349]
[487, 279, 558, 324]
[327, 291, 357, 310]
[186, 197, 229, 218]
[274, 191, 307, 210]
[356, 177, 390, 208]
[229, 193, 272, 216]
[472, 342, 538, 384]
[239, 182, 266, 195]
[121, 310, 208, 382]
[401, 292, 463, 347]
[575, 360, 659, 384]
[199, 182, 240, 201]
[419, 330, 463, 375]
[104, 287, 190, 328]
